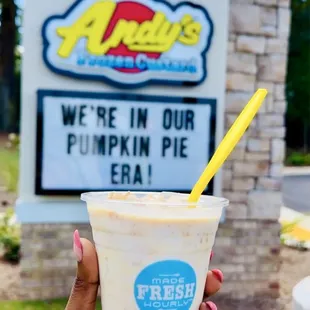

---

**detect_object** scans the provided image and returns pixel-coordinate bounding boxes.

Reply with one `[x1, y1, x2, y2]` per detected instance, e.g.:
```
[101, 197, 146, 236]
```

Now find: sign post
[17, 0, 229, 223]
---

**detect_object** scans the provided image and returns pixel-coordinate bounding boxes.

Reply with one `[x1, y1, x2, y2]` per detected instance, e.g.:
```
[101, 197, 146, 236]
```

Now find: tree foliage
[0, 0, 21, 131]
[286, 0, 310, 151]
[0, 0, 17, 89]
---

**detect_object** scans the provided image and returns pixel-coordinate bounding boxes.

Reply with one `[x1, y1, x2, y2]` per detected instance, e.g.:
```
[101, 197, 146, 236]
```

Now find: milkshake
[82, 191, 228, 310]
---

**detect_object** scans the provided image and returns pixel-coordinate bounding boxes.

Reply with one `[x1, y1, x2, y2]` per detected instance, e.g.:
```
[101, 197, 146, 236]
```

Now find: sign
[36, 90, 216, 195]
[17, 0, 229, 223]
[42, 0, 213, 87]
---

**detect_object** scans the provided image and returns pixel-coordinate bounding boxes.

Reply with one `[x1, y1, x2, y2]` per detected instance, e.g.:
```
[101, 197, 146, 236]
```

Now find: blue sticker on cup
[134, 260, 196, 310]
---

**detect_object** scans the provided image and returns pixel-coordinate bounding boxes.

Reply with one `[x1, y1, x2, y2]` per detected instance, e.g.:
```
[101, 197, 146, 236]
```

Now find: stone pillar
[211, 0, 291, 305]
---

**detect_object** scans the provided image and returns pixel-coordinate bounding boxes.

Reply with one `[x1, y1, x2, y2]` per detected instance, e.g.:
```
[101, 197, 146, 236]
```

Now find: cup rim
[81, 191, 229, 208]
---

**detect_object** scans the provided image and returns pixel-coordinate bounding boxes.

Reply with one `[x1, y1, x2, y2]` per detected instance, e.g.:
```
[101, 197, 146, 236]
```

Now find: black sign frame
[35, 89, 216, 196]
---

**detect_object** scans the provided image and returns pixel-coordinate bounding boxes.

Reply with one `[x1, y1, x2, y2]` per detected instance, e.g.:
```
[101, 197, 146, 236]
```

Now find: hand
[66, 230, 223, 310]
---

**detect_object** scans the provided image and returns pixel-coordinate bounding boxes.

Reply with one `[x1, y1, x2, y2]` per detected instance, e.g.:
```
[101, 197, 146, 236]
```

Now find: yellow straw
[188, 88, 268, 203]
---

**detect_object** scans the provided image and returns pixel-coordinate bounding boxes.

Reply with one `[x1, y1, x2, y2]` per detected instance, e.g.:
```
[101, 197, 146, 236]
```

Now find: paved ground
[0, 260, 25, 301]
[278, 247, 310, 310]
[0, 133, 8, 147]
[281, 168, 310, 245]
[283, 174, 310, 213]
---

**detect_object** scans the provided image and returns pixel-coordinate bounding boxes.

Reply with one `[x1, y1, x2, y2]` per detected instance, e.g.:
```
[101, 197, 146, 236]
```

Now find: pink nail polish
[210, 251, 214, 261]
[73, 230, 83, 262]
[205, 301, 217, 310]
[211, 269, 224, 283]
[206, 301, 217, 310]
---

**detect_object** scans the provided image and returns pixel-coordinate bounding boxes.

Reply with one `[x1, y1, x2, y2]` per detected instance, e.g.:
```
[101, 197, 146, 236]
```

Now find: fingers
[204, 269, 223, 296]
[65, 230, 99, 310]
[199, 271, 222, 310]
[205, 251, 223, 297]
[199, 251, 223, 310]
[200, 301, 218, 310]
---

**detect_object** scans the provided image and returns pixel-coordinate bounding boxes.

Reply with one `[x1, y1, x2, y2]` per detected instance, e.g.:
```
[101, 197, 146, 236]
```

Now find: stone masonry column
[211, 0, 291, 305]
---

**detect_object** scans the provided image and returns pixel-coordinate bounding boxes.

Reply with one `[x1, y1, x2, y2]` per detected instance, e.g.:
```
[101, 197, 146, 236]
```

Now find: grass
[0, 146, 19, 192]
[0, 299, 102, 309]
[0, 299, 67, 310]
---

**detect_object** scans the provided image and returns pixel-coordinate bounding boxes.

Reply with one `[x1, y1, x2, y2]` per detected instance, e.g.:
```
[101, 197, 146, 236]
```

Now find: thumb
[65, 230, 100, 310]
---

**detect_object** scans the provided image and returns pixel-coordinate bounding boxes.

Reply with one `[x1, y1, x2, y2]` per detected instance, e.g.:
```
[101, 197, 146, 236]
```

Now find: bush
[0, 208, 21, 263]
[7, 133, 20, 149]
[286, 151, 310, 166]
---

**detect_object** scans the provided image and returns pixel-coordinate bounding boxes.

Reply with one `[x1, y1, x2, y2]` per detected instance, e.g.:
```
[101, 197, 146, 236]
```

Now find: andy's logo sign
[42, 0, 213, 87]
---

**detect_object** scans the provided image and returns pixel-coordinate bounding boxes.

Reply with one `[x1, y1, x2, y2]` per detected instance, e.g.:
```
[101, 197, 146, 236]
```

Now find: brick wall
[20, 0, 291, 304]
[20, 221, 282, 302]
[20, 224, 92, 300]
[212, 220, 281, 300]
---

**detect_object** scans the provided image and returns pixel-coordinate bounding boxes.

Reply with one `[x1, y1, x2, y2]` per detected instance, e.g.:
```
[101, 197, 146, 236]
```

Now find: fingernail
[73, 230, 83, 262]
[211, 269, 224, 283]
[205, 301, 217, 310]
[210, 251, 214, 261]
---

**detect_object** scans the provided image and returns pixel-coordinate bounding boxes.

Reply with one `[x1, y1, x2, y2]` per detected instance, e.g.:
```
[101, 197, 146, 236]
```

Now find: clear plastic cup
[81, 191, 228, 310]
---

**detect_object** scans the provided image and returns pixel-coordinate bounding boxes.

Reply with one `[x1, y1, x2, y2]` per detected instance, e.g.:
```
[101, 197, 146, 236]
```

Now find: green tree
[0, 0, 17, 96]
[0, 0, 22, 131]
[286, 0, 310, 152]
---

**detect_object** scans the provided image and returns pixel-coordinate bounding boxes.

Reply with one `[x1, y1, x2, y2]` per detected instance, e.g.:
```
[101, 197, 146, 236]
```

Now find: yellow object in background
[280, 206, 310, 243]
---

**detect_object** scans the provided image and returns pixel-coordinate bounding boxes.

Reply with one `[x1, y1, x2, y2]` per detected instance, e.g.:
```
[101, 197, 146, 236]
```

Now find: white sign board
[17, 0, 229, 223]
[36, 90, 215, 194]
